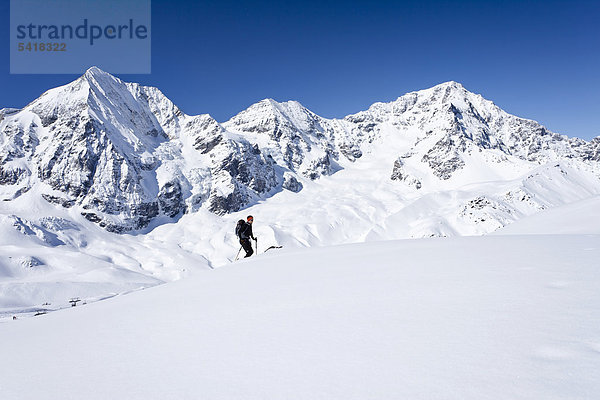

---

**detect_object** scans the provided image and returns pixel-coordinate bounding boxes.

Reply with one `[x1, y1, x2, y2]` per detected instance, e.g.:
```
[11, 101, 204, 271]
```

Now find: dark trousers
[240, 238, 254, 257]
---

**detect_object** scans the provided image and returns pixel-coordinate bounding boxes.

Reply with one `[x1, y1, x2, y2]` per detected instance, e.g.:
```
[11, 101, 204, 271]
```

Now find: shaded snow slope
[1, 234, 599, 400]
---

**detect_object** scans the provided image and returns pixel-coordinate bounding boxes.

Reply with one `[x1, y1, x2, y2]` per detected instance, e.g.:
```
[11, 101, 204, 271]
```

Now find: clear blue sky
[1, 0, 599, 139]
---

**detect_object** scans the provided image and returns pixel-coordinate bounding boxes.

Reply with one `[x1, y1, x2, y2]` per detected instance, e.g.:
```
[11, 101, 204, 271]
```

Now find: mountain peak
[83, 66, 111, 79]
[81, 66, 121, 88]
[232, 98, 313, 122]
[436, 80, 465, 90]
[388, 81, 471, 109]
[258, 98, 306, 110]
[259, 98, 278, 105]
[422, 81, 470, 98]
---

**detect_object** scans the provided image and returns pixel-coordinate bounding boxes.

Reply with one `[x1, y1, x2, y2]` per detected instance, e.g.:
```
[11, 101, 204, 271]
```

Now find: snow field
[1, 234, 599, 399]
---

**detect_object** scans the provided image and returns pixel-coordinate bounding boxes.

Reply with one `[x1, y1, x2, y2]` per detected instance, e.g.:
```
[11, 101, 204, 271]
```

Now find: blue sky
[1, 0, 599, 139]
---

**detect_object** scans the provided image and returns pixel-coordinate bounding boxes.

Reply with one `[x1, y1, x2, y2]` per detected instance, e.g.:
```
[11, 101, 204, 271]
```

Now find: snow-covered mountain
[2, 67, 600, 314]
[2, 67, 598, 233]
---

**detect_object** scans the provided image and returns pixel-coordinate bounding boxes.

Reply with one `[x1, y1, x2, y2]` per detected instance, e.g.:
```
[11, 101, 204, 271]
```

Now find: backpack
[235, 219, 245, 238]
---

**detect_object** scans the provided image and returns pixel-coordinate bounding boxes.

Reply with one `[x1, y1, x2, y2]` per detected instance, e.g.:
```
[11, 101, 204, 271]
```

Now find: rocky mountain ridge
[1, 67, 598, 232]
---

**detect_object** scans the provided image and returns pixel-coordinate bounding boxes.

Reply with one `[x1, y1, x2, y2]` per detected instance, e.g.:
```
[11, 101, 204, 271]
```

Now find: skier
[236, 215, 257, 258]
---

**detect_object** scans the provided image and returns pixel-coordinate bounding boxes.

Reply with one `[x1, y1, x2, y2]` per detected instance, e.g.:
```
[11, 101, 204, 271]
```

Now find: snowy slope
[145, 159, 600, 267]
[1, 234, 599, 400]
[493, 195, 600, 235]
[0, 186, 210, 318]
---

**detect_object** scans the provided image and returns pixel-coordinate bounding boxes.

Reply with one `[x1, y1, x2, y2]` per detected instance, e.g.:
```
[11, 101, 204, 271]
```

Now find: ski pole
[234, 245, 243, 261]
[254, 238, 258, 254]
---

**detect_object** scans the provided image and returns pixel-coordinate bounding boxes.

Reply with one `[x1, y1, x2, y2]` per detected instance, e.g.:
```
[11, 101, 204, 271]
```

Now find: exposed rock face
[282, 172, 303, 192]
[571, 136, 600, 161]
[390, 158, 422, 189]
[1, 69, 598, 232]
[41, 194, 75, 208]
[207, 181, 249, 215]
[158, 181, 184, 218]
[19, 256, 44, 268]
[223, 99, 343, 177]
[0, 118, 37, 185]
[224, 100, 317, 170]
[187, 115, 224, 153]
[206, 140, 279, 214]
[420, 134, 466, 180]
[459, 196, 515, 231]
[303, 152, 337, 180]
